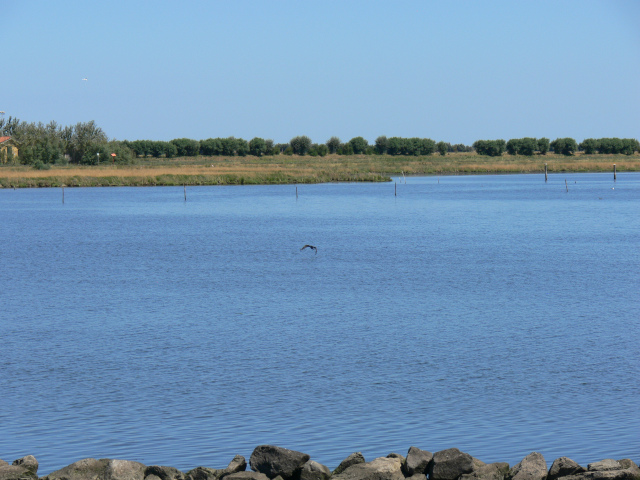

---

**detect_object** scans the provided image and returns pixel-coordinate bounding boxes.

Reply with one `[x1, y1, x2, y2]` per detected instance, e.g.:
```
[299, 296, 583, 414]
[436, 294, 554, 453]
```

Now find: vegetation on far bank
[1, 152, 638, 189]
[1, 116, 639, 187]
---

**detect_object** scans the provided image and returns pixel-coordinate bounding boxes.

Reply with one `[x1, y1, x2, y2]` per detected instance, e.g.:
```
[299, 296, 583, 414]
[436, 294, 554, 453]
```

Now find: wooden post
[184, 184, 186, 201]
[565, 179, 568, 192]
[395, 182, 397, 196]
[613, 164, 616, 181]
[545, 163, 548, 182]
[62, 185, 64, 204]
[296, 186, 298, 199]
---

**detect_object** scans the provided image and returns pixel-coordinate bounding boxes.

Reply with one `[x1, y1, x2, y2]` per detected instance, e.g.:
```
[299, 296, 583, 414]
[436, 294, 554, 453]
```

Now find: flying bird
[82, 78, 88, 81]
[300, 244, 317, 254]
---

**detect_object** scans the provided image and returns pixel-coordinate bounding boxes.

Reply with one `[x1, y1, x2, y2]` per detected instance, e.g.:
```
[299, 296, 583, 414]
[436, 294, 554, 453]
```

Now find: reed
[1, 153, 638, 188]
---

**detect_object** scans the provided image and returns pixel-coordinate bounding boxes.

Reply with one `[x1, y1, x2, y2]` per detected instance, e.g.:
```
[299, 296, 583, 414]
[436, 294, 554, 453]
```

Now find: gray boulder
[105, 460, 147, 480]
[618, 461, 639, 471]
[548, 457, 585, 480]
[333, 453, 365, 476]
[249, 446, 310, 480]
[144, 466, 184, 480]
[12, 456, 38, 475]
[332, 456, 404, 480]
[184, 467, 220, 480]
[559, 470, 640, 480]
[224, 473, 269, 480]
[406, 476, 428, 480]
[299, 460, 331, 480]
[0, 462, 7, 468]
[589, 462, 622, 472]
[428, 448, 474, 480]
[507, 453, 547, 480]
[461, 462, 510, 480]
[0, 464, 37, 480]
[45, 458, 110, 480]
[185, 455, 246, 480]
[403, 447, 433, 477]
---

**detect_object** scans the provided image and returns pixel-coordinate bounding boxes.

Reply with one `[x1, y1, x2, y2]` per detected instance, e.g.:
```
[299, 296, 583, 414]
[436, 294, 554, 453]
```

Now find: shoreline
[0, 153, 637, 188]
[3, 446, 639, 480]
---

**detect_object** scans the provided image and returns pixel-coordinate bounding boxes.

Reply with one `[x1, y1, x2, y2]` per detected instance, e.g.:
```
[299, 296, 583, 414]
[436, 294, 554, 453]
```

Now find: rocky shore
[2, 446, 639, 480]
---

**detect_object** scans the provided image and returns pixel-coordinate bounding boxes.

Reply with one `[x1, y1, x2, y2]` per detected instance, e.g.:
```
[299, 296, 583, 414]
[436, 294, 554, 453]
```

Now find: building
[0, 136, 18, 163]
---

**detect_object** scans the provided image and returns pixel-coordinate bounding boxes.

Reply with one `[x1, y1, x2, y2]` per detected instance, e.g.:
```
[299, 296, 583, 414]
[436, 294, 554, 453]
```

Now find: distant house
[0, 136, 18, 163]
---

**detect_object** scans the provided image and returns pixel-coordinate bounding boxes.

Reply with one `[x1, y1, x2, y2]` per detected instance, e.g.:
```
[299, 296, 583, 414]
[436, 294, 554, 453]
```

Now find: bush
[290, 136, 312, 155]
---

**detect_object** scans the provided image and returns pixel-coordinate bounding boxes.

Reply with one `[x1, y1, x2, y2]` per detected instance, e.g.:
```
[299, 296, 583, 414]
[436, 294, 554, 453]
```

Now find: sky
[2, 0, 639, 145]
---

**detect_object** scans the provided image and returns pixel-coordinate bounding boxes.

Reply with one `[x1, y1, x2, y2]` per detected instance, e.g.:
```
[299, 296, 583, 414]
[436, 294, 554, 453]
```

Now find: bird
[82, 78, 88, 81]
[300, 244, 317, 254]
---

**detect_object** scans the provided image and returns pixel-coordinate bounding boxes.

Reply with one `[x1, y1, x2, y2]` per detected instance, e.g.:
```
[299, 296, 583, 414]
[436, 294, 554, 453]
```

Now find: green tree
[235, 138, 249, 156]
[68, 121, 108, 163]
[348, 136, 368, 154]
[170, 138, 199, 156]
[519, 138, 538, 156]
[537, 138, 549, 155]
[506, 138, 521, 155]
[387, 137, 405, 155]
[621, 138, 639, 155]
[437, 141, 447, 156]
[290, 135, 312, 155]
[326, 136, 341, 154]
[550, 138, 577, 156]
[375, 136, 388, 154]
[249, 137, 267, 157]
[579, 138, 599, 155]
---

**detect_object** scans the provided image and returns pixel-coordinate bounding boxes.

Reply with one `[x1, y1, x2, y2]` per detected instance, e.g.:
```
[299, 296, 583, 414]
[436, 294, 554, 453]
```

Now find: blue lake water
[1, 173, 639, 474]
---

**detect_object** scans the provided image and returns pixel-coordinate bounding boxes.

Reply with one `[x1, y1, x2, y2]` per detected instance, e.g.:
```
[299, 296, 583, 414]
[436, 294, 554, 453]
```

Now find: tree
[68, 121, 108, 163]
[326, 136, 341, 154]
[506, 139, 521, 155]
[290, 136, 312, 155]
[387, 137, 405, 155]
[170, 138, 199, 156]
[550, 138, 577, 156]
[579, 138, 599, 155]
[337, 142, 354, 155]
[537, 138, 549, 155]
[437, 141, 447, 156]
[375, 136, 388, 154]
[249, 137, 267, 157]
[235, 138, 249, 156]
[473, 139, 506, 156]
[348, 136, 368, 154]
[200, 138, 223, 156]
[621, 138, 639, 155]
[519, 138, 538, 156]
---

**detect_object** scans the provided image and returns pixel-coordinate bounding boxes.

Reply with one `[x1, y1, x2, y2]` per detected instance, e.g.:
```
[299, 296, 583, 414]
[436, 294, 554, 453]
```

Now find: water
[1, 173, 638, 474]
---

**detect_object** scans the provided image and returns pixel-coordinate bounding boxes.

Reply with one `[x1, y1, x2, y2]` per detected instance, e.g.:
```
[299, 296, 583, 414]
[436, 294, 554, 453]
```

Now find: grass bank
[1, 152, 637, 188]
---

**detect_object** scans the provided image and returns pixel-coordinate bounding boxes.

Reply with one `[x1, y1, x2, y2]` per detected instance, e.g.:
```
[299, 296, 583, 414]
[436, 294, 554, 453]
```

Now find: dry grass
[1, 152, 638, 188]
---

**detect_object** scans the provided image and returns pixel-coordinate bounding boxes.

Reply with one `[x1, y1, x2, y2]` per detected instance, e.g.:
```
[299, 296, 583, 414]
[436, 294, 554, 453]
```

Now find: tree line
[0, 117, 134, 167]
[1, 117, 638, 167]
[473, 137, 639, 156]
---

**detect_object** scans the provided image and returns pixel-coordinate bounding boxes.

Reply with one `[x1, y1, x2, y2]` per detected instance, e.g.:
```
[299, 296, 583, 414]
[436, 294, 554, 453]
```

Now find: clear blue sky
[2, 0, 639, 145]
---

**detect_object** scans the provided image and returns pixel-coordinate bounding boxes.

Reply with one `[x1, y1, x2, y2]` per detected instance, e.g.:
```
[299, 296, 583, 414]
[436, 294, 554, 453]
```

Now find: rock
[332, 456, 404, 480]
[406, 475, 428, 480]
[617, 461, 639, 471]
[0, 464, 37, 480]
[185, 467, 221, 480]
[144, 466, 184, 480]
[507, 453, 547, 480]
[428, 448, 474, 480]
[45, 458, 110, 480]
[403, 446, 433, 477]
[146, 476, 162, 480]
[589, 462, 622, 472]
[185, 456, 246, 480]
[548, 457, 585, 480]
[333, 453, 365, 476]
[223, 473, 269, 480]
[223, 456, 247, 476]
[249, 446, 310, 480]
[105, 460, 147, 480]
[387, 454, 405, 462]
[12, 456, 38, 475]
[461, 462, 510, 480]
[0, 462, 7, 468]
[559, 470, 640, 480]
[299, 460, 331, 480]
